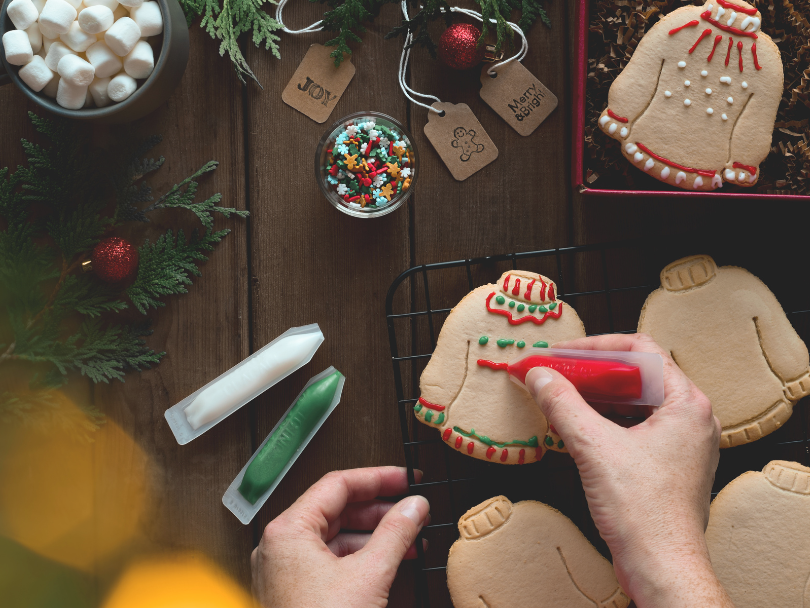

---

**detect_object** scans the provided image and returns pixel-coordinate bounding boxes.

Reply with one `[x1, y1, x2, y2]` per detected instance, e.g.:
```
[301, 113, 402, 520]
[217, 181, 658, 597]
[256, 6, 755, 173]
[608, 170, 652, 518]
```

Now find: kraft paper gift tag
[282, 44, 356, 123]
[423, 102, 498, 181]
[479, 62, 557, 136]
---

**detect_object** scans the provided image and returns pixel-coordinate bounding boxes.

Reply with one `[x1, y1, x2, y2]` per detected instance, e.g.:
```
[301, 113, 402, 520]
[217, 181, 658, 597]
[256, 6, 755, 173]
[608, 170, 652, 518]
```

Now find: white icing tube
[184, 332, 323, 430]
[164, 324, 324, 444]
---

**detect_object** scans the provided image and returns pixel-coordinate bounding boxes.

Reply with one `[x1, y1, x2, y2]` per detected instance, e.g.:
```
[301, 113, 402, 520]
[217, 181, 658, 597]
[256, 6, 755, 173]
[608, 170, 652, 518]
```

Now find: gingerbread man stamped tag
[479, 62, 558, 136]
[282, 44, 356, 123]
[423, 102, 499, 181]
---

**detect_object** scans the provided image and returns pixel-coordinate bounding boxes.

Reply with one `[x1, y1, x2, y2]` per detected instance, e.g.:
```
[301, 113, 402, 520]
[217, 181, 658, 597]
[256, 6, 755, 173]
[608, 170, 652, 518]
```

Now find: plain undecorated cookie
[706, 461, 810, 606]
[447, 496, 630, 608]
[638, 255, 810, 447]
[416, 271, 585, 464]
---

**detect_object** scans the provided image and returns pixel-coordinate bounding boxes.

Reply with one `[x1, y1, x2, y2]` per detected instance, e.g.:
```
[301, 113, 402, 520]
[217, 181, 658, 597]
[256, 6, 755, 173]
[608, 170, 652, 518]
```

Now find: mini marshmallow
[116, 0, 143, 8]
[123, 39, 152, 78]
[104, 17, 140, 56]
[56, 78, 87, 109]
[112, 3, 128, 19]
[37, 20, 60, 39]
[39, 0, 78, 35]
[2, 30, 34, 65]
[107, 72, 135, 101]
[78, 5, 114, 33]
[60, 21, 96, 51]
[42, 36, 56, 53]
[83, 0, 118, 9]
[25, 23, 43, 53]
[7, 0, 39, 30]
[85, 40, 121, 77]
[44, 40, 74, 70]
[57, 53, 94, 86]
[62, 0, 83, 8]
[88, 76, 111, 106]
[18, 55, 54, 91]
[31, 0, 46, 13]
[129, 1, 161, 36]
[42, 73, 60, 97]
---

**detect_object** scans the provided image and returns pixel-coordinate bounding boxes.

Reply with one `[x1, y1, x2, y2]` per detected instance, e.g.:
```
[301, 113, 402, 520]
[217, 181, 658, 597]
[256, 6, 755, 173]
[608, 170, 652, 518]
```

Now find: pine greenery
[311, 0, 398, 65]
[0, 113, 248, 440]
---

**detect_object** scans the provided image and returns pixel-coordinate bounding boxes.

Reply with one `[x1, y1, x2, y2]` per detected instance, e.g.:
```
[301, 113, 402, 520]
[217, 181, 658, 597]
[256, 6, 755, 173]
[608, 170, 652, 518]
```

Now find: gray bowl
[0, 0, 189, 123]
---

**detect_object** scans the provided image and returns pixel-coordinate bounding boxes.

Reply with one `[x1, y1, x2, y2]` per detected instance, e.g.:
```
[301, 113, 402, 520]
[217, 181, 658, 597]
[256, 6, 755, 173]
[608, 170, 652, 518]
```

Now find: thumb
[526, 367, 608, 452]
[359, 495, 429, 580]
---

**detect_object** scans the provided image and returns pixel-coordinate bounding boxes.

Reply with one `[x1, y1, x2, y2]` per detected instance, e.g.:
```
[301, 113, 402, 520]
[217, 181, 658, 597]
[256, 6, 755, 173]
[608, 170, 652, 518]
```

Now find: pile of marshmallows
[2, 0, 162, 109]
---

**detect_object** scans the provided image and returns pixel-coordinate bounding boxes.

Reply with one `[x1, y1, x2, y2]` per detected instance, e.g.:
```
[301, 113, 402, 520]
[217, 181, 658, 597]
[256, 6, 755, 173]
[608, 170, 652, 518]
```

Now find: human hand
[251, 466, 429, 608]
[525, 333, 733, 608]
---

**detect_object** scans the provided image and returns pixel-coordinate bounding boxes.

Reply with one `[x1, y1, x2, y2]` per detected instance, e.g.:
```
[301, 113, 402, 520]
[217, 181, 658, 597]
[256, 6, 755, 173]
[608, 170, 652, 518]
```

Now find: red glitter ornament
[438, 23, 486, 70]
[91, 237, 139, 283]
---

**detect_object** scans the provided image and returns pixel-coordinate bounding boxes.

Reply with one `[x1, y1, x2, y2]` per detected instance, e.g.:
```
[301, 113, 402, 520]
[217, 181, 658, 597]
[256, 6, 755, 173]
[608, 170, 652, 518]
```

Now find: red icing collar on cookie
[635, 143, 717, 178]
[700, 10, 758, 38]
[417, 397, 445, 411]
[716, 0, 758, 16]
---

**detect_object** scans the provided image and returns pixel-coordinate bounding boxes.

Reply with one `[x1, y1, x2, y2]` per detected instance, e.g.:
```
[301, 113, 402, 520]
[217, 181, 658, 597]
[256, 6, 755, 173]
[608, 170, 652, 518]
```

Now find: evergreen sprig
[312, 0, 398, 65]
[180, 0, 283, 84]
[384, 0, 452, 58]
[0, 113, 248, 438]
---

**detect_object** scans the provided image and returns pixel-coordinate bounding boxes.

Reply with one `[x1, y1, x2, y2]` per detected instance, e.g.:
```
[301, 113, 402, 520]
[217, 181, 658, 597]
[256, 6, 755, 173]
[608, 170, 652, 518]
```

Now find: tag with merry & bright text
[479, 61, 557, 136]
[282, 44, 356, 123]
[423, 102, 498, 181]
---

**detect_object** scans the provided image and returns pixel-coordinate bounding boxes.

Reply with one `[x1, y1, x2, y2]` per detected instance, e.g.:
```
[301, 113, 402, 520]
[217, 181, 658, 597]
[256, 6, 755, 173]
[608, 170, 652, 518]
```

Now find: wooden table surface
[3, 0, 810, 606]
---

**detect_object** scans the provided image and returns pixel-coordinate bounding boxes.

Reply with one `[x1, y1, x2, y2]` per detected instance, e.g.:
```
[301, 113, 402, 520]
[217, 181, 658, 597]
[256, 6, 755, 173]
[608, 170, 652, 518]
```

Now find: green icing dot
[539, 305, 548, 312]
[425, 410, 433, 423]
[517, 304, 525, 312]
[508, 300, 516, 308]
[545, 436, 554, 446]
[495, 295, 505, 305]
[479, 336, 489, 345]
[532, 341, 549, 348]
[436, 412, 445, 424]
[497, 339, 515, 348]
[549, 302, 558, 310]
[414, 404, 422, 413]
[528, 305, 537, 312]
[517, 341, 526, 348]
[557, 440, 565, 449]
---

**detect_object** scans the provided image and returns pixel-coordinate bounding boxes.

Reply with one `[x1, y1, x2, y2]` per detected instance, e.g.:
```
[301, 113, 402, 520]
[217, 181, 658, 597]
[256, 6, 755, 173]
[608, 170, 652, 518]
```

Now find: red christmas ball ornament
[91, 237, 139, 283]
[438, 23, 486, 70]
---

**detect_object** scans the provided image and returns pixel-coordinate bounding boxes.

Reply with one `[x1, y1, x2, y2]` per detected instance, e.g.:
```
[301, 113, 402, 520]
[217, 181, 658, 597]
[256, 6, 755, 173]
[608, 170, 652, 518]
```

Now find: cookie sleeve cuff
[784, 369, 810, 401]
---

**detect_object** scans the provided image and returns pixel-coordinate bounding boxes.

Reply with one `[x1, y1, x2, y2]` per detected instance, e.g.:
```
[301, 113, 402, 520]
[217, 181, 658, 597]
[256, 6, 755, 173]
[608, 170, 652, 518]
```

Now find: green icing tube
[238, 370, 343, 504]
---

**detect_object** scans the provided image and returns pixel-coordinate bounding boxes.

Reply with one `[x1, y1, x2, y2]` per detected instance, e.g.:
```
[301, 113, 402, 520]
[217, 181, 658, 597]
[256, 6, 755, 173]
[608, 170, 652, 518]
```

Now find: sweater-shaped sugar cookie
[599, 0, 783, 191]
[706, 461, 810, 607]
[638, 255, 810, 447]
[415, 271, 585, 464]
[447, 497, 630, 608]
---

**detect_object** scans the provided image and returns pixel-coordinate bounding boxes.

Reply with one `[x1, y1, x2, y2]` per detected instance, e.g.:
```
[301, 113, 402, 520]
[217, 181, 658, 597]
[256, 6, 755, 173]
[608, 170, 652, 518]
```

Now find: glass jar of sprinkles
[315, 112, 418, 218]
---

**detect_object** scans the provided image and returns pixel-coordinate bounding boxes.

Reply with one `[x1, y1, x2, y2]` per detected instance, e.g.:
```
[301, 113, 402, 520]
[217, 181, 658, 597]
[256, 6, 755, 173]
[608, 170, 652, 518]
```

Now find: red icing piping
[518, 449, 525, 464]
[701, 10, 757, 38]
[733, 162, 757, 174]
[689, 29, 713, 53]
[717, 0, 758, 16]
[512, 277, 521, 296]
[442, 428, 452, 441]
[477, 359, 509, 371]
[725, 36, 734, 65]
[548, 284, 556, 301]
[455, 436, 463, 449]
[486, 447, 496, 459]
[524, 279, 535, 299]
[636, 143, 717, 178]
[751, 43, 762, 69]
[669, 20, 699, 35]
[707, 35, 723, 61]
[500, 449, 508, 462]
[539, 277, 547, 300]
[467, 442, 474, 454]
[737, 40, 744, 71]
[418, 397, 445, 411]
[503, 274, 511, 291]
[608, 109, 628, 123]
[485, 292, 564, 325]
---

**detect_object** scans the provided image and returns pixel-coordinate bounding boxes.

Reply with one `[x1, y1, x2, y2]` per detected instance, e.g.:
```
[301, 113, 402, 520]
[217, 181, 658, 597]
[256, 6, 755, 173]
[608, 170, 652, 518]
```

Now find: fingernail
[526, 368, 553, 397]
[399, 495, 430, 525]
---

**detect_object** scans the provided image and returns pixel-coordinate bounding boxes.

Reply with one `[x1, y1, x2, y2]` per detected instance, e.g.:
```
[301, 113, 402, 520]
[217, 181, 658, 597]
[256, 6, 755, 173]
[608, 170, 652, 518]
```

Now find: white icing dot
[676, 171, 686, 184]
[678, 61, 686, 68]
[633, 152, 644, 163]
[707, 108, 714, 114]
[684, 99, 692, 106]
[609, 123, 617, 134]
[665, 90, 672, 98]
[742, 81, 748, 88]
[727, 11, 737, 26]
[626, 143, 637, 154]
[739, 172, 746, 181]
[644, 158, 655, 171]
[721, 113, 728, 120]
[600, 115, 610, 126]
[693, 176, 704, 189]
[724, 169, 735, 180]
[701, 70, 708, 77]
[712, 174, 723, 188]
[720, 76, 731, 84]
[727, 97, 733, 104]
[749, 173, 756, 183]
[705, 88, 712, 95]
[684, 80, 691, 87]
[661, 166, 670, 179]
[620, 126, 628, 138]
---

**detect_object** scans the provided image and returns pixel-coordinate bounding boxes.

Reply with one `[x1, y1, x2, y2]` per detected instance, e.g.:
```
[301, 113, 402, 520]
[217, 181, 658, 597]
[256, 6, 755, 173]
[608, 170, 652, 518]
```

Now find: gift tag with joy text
[282, 44, 356, 123]
[423, 102, 499, 181]
[479, 61, 557, 136]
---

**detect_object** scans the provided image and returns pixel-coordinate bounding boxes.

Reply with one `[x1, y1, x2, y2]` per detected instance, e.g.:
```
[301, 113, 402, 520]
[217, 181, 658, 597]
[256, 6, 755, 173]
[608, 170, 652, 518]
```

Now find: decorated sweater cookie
[638, 255, 810, 447]
[598, 0, 783, 191]
[416, 271, 585, 464]
[706, 461, 810, 607]
[447, 497, 630, 608]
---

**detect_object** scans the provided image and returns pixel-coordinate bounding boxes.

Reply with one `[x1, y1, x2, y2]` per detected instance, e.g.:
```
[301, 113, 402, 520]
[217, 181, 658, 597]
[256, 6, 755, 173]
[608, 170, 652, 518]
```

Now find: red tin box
[571, 0, 810, 201]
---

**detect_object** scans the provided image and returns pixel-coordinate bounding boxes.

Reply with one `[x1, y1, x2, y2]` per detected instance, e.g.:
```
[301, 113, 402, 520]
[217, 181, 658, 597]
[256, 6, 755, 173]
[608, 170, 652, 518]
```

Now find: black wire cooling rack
[385, 239, 810, 608]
